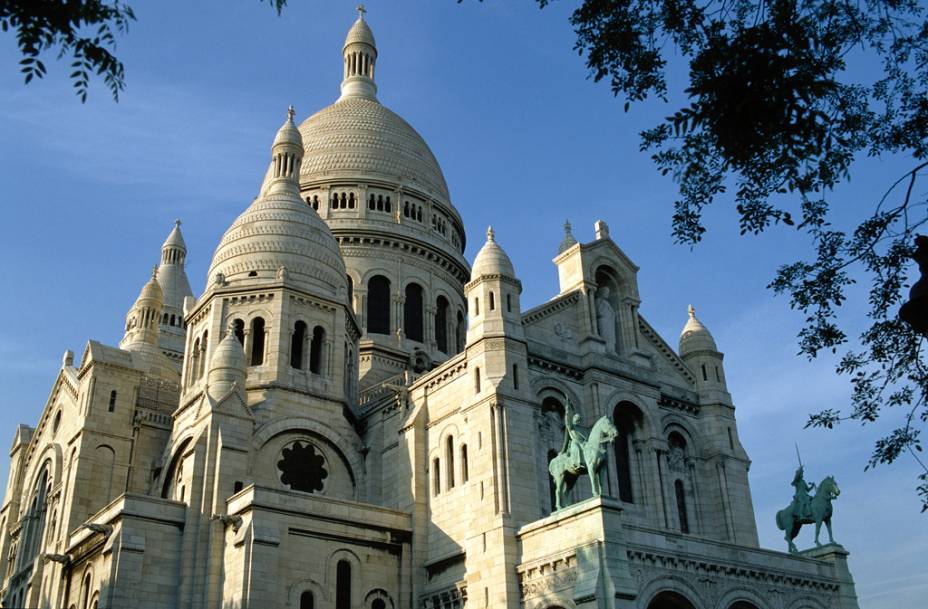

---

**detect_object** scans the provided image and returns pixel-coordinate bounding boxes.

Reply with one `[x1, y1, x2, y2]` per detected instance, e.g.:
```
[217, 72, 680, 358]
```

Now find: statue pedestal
[799, 544, 860, 609]
[517, 496, 637, 609]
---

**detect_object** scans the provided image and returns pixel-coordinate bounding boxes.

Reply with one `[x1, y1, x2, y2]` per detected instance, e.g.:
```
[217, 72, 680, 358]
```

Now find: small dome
[208, 331, 247, 396]
[679, 304, 718, 355]
[344, 15, 376, 49]
[210, 332, 246, 375]
[136, 268, 164, 305]
[273, 106, 302, 149]
[472, 226, 515, 279]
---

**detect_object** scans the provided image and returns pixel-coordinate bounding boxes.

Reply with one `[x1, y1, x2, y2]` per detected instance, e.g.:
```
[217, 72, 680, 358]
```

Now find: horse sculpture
[548, 413, 618, 511]
[775, 475, 841, 553]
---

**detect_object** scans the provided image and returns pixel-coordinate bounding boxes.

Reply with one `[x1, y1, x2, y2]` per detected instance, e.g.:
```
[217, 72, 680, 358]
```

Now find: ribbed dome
[208, 332, 247, 398]
[679, 305, 718, 355]
[298, 97, 451, 201]
[137, 272, 164, 305]
[472, 227, 515, 279]
[207, 193, 347, 297]
[208, 113, 347, 298]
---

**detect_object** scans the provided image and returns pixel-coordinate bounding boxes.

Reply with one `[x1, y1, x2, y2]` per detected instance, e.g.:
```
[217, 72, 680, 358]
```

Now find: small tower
[339, 5, 378, 100]
[157, 219, 194, 361]
[120, 267, 164, 350]
[466, 226, 523, 344]
[679, 304, 728, 395]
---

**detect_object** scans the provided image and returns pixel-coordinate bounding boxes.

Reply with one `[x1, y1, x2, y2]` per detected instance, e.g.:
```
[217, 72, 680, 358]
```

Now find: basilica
[0, 11, 860, 609]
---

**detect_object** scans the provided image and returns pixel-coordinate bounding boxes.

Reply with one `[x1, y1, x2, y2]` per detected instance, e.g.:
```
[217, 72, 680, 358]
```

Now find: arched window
[335, 560, 351, 609]
[372, 599, 386, 609]
[346, 275, 354, 309]
[456, 311, 466, 353]
[432, 458, 440, 496]
[368, 194, 375, 210]
[367, 275, 391, 335]
[310, 326, 325, 374]
[613, 403, 642, 503]
[446, 436, 455, 489]
[675, 479, 689, 534]
[300, 591, 314, 609]
[250, 318, 265, 366]
[461, 444, 469, 483]
[647, 591, 697, 609]
[348, 192, 355, 209]
[290, 321, 307, 369]
[435, 296, 449, 353]
[108, 390, 117, 412]
[229, 319, 244, 345]
[190, 337, 200, 383]
[82, 573, 92, 609]
[404, 283, 424, 343]
[197, 331, 208, 378]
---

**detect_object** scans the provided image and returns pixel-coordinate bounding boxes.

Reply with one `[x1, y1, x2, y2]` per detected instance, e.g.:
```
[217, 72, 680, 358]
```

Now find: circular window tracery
[277, 440, 329, 493]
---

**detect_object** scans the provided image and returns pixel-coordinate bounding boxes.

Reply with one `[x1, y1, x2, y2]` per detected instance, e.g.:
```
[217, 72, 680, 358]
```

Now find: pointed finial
[174, 218, 181, 227]
[287, 105, 295, 122]
[558, 219, 578, 253]
[688, 304, 696, 318]
[151, 265, 159, 279]
[564, 219, 573, 234]
[357, 3, 366, 18]
[486, 226, 495, 242]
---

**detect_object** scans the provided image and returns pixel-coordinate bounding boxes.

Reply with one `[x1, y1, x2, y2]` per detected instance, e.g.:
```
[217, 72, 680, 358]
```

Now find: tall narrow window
[461, 444, 469, 483]
[346, 275, 354, 310]
[675, 479, 690, 533]
[446, 436, 455, 489]
[512, 364, 519, 390]
[290, 321, 307, 369]
[489, 291, 495, 311]
[613, 404, 639, 503]
[335, 560, 351, 609]
[456, 311, 466, 353]
[367, 275, 391, 335]
[404, 283, 424, 342]
[474, 297, 480, 316]
[108, 390, 117, 412]
[232, 319, 245, 345]
[506, 293, 512, 313]
[310, 326, 325, 374]
[300, 591, 314, 609]
[435, 296, 449, 353]
[432, 458, 440, 496]
[701, 363, 708, 381]
[250, 318, 265, 366]
[474, 367, 481, 394]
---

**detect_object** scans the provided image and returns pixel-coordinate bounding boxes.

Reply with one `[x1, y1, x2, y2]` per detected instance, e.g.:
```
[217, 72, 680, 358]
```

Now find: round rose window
[277, 441, 329, 493]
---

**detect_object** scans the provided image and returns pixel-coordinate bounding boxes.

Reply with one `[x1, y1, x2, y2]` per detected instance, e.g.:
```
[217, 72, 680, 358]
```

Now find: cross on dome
[151, 265, 159, 279]
[287, 104, 295, 122]
[688, 304, 696, 318]
[357, 4, 366, 17]
[486, 226, 495, 242]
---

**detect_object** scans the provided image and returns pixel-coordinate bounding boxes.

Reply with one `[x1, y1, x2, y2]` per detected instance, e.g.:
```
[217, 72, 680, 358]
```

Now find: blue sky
[1, 0, 925, 605]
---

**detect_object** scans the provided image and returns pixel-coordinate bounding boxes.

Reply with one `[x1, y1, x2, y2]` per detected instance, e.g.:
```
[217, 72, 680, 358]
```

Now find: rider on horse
[791, 466, 816, 520]
[562, 400, 587, 471]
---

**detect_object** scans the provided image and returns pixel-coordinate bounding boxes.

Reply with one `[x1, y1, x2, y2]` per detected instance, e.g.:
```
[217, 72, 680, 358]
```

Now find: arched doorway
[647, 590, 697, 609]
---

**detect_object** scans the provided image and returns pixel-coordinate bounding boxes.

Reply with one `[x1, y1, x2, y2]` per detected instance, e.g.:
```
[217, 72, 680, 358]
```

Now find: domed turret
[121, 267, 164, 349]
[678, 305, 727, 394]
[340, 5, 378, 101]
[466, 227, 523, 345]
[207, 327, 247, 399]
[157, 219, 194, 361]
[207, 107, 347, 299]
[679, 304, 718, 355]
[472, 227, 516, 280]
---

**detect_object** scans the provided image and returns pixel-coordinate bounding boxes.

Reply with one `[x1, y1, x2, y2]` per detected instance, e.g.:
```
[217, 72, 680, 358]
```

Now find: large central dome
[299, 97, 451, 202]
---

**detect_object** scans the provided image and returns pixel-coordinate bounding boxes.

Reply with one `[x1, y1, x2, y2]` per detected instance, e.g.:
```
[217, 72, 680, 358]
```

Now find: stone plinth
[800, 544, 860, 609]
[517, 496, 636, 609]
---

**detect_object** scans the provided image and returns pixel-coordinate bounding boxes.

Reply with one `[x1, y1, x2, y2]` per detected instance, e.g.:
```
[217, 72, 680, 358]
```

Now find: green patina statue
[547, 398, 618, 511]
[775, 464, 841, 553]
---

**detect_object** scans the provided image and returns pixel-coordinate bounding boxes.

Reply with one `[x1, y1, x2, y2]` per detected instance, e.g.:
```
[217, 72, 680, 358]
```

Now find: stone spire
[266, 106, 304, 196]
[339, 6, 378, 101]
[156, 219, 194, 362]
[558, 219, 578, 253]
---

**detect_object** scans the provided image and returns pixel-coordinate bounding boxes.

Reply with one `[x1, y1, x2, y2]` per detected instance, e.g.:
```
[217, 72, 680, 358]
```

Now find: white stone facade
[0, 12, 859, 609]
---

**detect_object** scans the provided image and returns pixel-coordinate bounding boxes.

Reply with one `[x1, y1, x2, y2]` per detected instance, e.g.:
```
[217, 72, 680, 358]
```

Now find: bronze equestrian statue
[775, 465, 841, 553]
